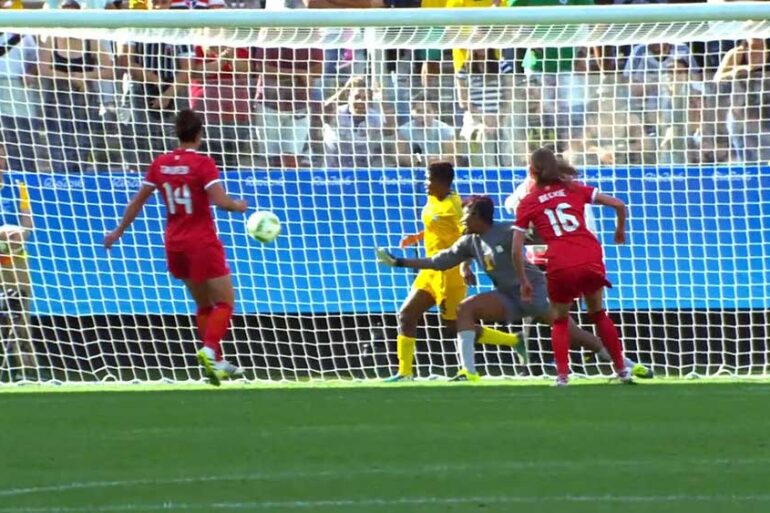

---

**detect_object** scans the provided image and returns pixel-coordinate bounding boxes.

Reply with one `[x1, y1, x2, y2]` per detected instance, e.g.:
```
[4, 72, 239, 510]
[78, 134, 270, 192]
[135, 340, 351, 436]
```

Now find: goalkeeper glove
[376, 248, 403, 267]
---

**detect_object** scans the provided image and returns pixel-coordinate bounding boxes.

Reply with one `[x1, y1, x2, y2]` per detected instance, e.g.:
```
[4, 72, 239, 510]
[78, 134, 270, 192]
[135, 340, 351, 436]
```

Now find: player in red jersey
[104, 110, 248, 386]
[512, 147, 632, 386]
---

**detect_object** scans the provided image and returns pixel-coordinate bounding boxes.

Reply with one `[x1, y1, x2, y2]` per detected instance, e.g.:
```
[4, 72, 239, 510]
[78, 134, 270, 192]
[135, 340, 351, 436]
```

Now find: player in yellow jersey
[385, 161, 524, 382]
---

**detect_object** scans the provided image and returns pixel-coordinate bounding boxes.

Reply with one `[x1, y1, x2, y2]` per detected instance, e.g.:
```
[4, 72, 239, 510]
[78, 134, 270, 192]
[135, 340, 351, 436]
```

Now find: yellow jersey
[421, 193, 463, 257]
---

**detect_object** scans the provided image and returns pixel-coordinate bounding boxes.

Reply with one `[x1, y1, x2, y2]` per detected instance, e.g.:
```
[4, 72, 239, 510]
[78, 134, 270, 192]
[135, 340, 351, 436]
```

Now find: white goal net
[0, 6, 768, 383]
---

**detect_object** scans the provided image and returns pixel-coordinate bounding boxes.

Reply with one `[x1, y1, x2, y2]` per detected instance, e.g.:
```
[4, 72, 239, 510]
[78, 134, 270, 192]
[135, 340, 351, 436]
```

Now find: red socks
[196, 306, 213, 340]
[589, 310, 626, 373]
[551, 317, 570, 379]
[200, 302, 233, 361]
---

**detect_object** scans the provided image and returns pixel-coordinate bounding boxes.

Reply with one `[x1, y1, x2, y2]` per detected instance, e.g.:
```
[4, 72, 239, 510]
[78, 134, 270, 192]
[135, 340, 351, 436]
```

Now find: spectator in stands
[119, 0, 194, 169]
[38, 0, 115, 172]
[0, 5, 42, 174]
[624, 42, 703, 164]
[322, 75, 398, 168]
[714, 38, 770, 163]
[396, 99, 457, 166]
[456, 49, 507, 167]
[253, 43, 324, 168]
[189, 0, 255, 169]
[566, 94, 650, 166]
[508, 0, 597, 154]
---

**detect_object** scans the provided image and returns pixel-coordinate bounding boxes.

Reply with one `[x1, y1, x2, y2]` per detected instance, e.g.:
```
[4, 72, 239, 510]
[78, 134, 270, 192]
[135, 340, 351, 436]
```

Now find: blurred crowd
[1, 0, 769, 173]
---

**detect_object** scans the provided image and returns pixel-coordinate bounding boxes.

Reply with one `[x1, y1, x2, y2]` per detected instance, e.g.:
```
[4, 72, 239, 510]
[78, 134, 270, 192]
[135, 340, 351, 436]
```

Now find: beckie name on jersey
[160, 166, 190, 175]
[537, 189, 566, 203]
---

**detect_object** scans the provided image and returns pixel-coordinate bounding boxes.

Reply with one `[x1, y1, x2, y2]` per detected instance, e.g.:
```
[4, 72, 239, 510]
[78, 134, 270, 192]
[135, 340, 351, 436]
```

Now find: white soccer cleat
[214, 359, 244, 381]
[616, 368, 635, 385]
[554, 375, 569, 387]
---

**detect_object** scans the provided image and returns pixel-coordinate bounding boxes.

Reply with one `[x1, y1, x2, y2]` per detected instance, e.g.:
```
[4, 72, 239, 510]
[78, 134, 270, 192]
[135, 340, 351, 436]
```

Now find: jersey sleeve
[426, 235, 473, 270]
[200, 158, 221, 190]
[142, 160, 158, 188]
[576, 183, 598, 204]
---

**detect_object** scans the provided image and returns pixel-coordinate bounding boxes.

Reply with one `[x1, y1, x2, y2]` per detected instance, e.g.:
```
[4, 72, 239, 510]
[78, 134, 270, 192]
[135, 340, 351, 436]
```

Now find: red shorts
[166, 242, 230, 284]
[547, 262, 612, 304]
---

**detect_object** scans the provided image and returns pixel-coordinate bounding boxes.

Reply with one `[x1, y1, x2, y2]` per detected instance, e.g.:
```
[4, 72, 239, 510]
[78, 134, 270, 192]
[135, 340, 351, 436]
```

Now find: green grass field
[2, 381, 770, 513]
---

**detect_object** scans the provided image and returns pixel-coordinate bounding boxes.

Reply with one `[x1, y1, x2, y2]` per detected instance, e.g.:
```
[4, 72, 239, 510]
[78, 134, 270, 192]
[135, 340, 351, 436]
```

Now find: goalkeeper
[0, 160, 40, 381]
[378, 195, 609, 381]
[385, 161, 524, 382]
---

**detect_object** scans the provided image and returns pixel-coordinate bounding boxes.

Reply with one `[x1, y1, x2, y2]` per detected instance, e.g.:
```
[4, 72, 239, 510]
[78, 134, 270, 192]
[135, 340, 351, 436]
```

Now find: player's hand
[400, 233, 421, 248]
[614, 226, 626, 245]
[376, 248, 398, 267]
[233, 200, 248, 213]
[460, 262, 476, 287]
[520, 279, 533, 303]
[103, 230, 122, 250]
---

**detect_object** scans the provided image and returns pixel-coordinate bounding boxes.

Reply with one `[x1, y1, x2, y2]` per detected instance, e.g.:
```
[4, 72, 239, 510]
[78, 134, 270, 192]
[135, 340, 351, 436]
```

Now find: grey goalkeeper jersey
[424, 222, 541, 298]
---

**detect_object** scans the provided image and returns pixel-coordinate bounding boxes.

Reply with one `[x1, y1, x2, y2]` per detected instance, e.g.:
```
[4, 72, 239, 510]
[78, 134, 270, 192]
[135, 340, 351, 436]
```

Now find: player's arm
[377, 237, 471, 271]
[512, 202, 535, 301]
[511, 227, 532, 302]
[103, 184, 155, 250]
[206, 183, 247, 213]
[593, 193, 627, 244]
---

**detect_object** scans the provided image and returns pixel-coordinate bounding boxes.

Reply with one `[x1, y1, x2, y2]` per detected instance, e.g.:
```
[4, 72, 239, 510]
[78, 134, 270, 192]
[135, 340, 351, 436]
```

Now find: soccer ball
[246, 211, 281, 243]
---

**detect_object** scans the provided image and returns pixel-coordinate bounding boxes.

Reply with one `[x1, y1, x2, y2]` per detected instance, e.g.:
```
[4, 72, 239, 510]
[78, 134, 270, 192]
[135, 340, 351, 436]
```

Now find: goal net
[0, 5, 768, 384]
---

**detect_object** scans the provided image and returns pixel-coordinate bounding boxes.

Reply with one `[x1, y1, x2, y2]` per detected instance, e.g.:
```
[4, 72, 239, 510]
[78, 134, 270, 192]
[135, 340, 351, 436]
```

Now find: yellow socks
[477, 327, 519, 347]
[396, 334, 416, 376]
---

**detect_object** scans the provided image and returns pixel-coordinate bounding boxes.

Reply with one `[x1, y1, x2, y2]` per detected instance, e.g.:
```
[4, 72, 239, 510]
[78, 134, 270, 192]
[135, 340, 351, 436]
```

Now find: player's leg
[183, 243, 241, 385]
[192, 274, 243, 385]
[184, 278, 213, 341]
[183, 278, 222, 386]
[386, 281, 436, 382]
[451, 291, 511, 381]
[569, 316, 652, 378]
[203, 274, 236, 350]
[11, 295, 41, 380]
[535, 308, 649, 376]
[437, 271, 466, 348]
[549, 301, 573, 386]
[583, 287, 631, 382]
[0, 281, 39, 380]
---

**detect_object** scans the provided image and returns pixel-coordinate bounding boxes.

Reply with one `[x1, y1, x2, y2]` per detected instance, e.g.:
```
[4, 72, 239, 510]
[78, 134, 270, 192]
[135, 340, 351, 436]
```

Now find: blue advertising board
[1, 165, 767, 316]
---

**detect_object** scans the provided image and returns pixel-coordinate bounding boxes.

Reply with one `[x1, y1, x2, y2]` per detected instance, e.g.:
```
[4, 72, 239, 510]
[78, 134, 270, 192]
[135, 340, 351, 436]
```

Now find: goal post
[0, 4, 767, 384]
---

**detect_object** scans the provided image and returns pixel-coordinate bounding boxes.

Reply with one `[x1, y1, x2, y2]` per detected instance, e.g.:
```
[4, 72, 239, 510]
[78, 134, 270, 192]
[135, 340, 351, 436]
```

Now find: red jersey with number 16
[514, 181, 603, 272]
[143, 148, 221, 252]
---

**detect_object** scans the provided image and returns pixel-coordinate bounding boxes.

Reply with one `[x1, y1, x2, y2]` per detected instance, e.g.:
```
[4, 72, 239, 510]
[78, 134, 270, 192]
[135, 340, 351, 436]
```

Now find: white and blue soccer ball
[246, 211, 281, 243]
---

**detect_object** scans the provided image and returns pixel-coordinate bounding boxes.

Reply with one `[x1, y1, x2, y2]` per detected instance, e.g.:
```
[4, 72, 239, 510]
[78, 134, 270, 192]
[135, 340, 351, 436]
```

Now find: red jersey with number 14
[514, 181, 602, 272]
[143, 148, 221, 251]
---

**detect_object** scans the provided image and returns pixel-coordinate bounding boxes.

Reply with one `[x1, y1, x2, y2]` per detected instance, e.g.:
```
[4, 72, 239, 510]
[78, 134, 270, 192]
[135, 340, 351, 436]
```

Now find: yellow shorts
[411, 268, 467, 321]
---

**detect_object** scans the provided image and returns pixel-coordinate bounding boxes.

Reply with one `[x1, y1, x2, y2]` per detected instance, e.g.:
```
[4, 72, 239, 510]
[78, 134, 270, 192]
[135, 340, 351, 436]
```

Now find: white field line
[2, 494, 770, 512]
[2, 458, 770, 498]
